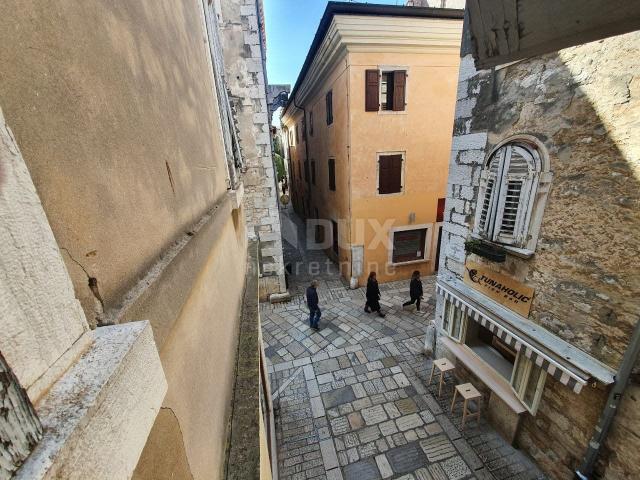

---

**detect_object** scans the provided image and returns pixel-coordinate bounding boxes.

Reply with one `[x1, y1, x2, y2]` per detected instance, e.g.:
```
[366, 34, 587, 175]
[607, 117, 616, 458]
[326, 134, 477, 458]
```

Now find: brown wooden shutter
[392, 71, 406, 111]
[378, 154, 403, 194]
[365, 70, 379, 111]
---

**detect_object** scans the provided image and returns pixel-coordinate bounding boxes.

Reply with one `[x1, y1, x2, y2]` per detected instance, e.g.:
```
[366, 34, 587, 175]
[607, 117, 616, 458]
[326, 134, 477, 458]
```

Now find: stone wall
[437, 31, 640, 479]
[218, 0, 286, 298]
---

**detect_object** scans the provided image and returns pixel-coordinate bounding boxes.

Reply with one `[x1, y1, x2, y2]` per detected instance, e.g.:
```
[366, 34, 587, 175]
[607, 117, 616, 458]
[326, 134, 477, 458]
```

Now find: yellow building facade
[282, 3, 463, 286]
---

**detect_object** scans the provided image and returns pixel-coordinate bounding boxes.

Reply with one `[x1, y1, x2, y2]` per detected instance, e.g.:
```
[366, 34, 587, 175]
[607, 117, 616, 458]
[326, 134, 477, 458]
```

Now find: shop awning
[436, 278, 616, 394]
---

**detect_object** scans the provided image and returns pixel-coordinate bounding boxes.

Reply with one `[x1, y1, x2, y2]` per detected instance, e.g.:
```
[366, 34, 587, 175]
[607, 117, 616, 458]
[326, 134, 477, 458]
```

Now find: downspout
[345, 55, 356, 289]
[576, 319, 640, 479]
[292, 94, 311, 217]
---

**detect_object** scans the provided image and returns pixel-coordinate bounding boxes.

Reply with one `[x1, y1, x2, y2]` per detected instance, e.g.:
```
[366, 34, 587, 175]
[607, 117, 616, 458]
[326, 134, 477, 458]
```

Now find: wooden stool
[450, 383, 481, 428]
[428, 358, 455, 397]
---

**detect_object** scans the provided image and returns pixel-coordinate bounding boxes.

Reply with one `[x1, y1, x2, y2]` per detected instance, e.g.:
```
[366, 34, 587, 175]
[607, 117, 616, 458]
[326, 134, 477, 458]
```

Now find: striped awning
[436, 283, 588, 394]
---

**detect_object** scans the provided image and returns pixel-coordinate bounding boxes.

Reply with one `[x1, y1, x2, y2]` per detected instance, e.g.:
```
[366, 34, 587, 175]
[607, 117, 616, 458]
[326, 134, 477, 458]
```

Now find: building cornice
[283, 14, 462, 122]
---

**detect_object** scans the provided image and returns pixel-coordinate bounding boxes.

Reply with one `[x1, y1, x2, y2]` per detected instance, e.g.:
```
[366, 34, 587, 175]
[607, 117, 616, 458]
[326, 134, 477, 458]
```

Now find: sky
[264, 0, 405, 87]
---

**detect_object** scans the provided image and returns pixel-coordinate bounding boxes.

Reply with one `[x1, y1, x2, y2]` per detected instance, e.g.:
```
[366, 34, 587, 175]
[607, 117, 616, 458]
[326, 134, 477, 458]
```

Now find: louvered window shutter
[477, 150, 502, 237]
[392, 71, 406, 111]
[494, 146, 535, 245]
[365, 70, 379, 111]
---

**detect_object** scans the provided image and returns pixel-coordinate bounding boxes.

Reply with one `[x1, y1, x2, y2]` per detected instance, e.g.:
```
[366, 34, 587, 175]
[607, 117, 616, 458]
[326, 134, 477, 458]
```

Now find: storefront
[435, 275, 615, 440]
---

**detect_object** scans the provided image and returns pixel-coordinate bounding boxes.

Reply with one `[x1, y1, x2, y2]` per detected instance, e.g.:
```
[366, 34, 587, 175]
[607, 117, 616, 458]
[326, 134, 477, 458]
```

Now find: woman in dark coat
[403, 270, 423, 311]
[364, 271, 385, 317]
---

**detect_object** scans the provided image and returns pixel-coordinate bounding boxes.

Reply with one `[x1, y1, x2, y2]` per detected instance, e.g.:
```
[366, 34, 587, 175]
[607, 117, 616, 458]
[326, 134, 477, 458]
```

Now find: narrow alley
[261, 208, 545, 480]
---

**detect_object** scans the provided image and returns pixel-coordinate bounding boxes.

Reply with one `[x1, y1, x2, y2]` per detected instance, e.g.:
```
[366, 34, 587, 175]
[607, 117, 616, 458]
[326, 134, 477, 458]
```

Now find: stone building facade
[0, 1, 274, 479]
[432, 24, 640, 480]
[217, 0, 287, 299]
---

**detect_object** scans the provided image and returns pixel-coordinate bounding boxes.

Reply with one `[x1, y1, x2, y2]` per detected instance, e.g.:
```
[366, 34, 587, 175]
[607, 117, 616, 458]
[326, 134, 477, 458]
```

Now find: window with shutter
[392, 70, 406, 111]
[309, 111, 314, 136]
[366, 70, 380, 111]
[328, 158, 336, 191]
[474, 142, 541, 249]
[304, 160, 310, 184]
[311, 160, 316, 185]
[326, 91, 333, 125]
[378, 153, 403, 194]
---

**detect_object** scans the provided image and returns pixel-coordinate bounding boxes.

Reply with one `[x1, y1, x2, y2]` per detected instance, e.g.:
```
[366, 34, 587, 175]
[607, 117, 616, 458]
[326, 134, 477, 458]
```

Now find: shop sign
[463, 261, 534, 317]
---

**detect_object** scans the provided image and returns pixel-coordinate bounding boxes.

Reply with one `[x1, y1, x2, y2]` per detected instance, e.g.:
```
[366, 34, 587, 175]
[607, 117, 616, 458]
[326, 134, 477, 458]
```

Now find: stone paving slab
[266, 208, 546, 480]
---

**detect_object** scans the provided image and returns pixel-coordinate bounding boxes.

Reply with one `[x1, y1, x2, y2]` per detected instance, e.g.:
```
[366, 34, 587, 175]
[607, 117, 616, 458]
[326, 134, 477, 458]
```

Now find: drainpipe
[292, 94, 311, 218]
[575, 319, 640, 479]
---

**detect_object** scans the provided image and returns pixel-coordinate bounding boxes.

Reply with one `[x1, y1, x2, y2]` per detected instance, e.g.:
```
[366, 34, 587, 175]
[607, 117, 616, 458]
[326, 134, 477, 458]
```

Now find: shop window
[474, 141, 548, 250]
[378, 153, 403, 195]
[442, 299, 467, 342]
[392, 228, 427, 264]
[512, 353, 546, 414]
[443, 299, 546, 414]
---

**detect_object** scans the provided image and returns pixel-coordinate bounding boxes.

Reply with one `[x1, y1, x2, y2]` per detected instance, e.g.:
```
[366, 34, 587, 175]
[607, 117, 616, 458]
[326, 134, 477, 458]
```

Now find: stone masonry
[435, 31, 640, 479]
[218, 0, 286, 297]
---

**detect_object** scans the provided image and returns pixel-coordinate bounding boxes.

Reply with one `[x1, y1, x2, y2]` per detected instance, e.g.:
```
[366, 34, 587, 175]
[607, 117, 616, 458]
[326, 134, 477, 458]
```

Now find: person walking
[306, 279, 321, 330]
[403, 270, 423, 311]
[364, 271, 385, 318]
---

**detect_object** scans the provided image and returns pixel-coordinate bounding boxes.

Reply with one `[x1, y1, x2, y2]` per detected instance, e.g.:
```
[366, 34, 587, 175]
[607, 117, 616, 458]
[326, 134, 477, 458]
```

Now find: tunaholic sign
[463, 261, 535, 317]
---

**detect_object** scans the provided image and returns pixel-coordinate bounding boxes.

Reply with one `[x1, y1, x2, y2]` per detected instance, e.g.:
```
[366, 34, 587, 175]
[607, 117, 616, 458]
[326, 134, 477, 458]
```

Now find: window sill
[388, 258, 428, 267]
[440, 336, 527, 415]
[378, 110, 408, 116]
[469, 233, 535, 259]
[377, 191, 404, 197]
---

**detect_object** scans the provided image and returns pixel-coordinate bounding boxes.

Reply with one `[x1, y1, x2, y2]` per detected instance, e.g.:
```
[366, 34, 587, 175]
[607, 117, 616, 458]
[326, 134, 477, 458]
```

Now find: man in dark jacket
[403, 270, 423, 311]
[306, 280, 321, 330]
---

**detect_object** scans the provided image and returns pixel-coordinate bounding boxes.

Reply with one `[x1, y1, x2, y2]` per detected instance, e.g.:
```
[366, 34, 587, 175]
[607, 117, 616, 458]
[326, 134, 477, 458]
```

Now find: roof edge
[282, 1, 464, 119]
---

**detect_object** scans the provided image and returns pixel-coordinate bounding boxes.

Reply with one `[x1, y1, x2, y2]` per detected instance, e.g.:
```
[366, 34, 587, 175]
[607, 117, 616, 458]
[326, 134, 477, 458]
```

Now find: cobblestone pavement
[262, 208, 545, 480]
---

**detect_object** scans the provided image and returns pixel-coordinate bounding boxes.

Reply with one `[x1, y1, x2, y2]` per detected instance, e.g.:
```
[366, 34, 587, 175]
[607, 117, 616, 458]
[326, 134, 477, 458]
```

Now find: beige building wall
[0, 1, 249, 479]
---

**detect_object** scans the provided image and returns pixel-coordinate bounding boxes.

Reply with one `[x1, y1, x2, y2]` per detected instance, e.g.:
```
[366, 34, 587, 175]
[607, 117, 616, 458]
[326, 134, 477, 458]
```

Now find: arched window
[474, 140, 549, 251]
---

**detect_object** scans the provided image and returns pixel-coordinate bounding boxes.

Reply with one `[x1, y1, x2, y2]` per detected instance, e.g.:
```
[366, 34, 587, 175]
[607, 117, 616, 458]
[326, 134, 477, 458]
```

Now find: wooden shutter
[378, 154, 402, 194]
[365, 70, 379, 111]
[326, 91, 333, 125]
[477, 149, 503, 237]
[328, 158, 336, 191]
[436, 198, 446, 222]
[392, 71, 406, 111]
[494, 145, 535, 245]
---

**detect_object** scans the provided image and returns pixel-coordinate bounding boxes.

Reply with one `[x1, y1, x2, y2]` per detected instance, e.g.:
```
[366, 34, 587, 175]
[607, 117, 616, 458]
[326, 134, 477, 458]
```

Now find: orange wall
[284, 48, 460, 286]
[348, 50, 459, 284]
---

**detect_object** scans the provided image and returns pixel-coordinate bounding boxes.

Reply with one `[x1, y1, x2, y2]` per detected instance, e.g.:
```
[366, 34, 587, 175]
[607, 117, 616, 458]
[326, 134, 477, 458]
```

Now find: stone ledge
[16, 321, 167, 480]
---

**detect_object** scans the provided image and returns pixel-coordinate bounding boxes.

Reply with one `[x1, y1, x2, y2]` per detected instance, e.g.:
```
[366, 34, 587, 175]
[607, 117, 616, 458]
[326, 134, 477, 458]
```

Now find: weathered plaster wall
[218, 0, 286, 296]
[0, 0, 230, 327]
[438, 31, 640, 479]
[0, 2, 251, 479]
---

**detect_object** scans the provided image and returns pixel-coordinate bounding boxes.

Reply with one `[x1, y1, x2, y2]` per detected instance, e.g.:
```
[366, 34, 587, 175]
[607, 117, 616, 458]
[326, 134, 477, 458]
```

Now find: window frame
[442, 299, 468, 342]
[388, 224, 432, 266]
[472, 136, 552, 256]
[441, 298, 547, 415]
[376, 151, 405, 197]
[378, 66, 408, 114]
[510, 351, 547, 414]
